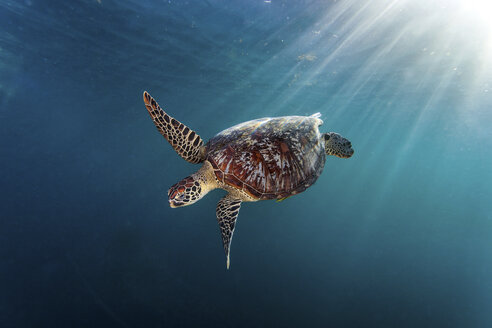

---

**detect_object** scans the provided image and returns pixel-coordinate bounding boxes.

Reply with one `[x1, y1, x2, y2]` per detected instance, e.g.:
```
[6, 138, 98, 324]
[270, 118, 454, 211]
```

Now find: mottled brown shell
[206, 115, 325, 200]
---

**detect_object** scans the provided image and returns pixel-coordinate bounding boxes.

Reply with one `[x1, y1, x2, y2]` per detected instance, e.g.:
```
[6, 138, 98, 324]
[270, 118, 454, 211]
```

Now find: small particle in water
[264, 0, 271, 3]
[298, 54, 317, 62]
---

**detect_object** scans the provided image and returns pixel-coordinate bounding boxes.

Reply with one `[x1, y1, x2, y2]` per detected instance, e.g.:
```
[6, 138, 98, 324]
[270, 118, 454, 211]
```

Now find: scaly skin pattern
[206, 116, 326, 201]
[143, 91, 205, 164]
[168, 176, 202, 207]
[216, 195, 242, 269]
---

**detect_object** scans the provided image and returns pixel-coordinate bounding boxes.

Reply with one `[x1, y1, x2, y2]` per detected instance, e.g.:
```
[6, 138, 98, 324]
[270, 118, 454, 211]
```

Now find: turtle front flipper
[216, 194, 242, 269]
[143, 91, 205, 164]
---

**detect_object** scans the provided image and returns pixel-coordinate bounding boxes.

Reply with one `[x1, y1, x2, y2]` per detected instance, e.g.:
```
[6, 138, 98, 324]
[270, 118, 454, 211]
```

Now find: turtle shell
[206, 115, 326, 200]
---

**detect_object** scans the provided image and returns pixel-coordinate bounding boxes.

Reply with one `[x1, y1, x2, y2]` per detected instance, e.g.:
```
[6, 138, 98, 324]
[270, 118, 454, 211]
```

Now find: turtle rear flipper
[143, 91, 205, 164]
[216, 194, 242, 269]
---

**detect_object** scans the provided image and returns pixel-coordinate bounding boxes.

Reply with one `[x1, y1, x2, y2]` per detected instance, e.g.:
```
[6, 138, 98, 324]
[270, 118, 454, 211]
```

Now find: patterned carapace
[206, 116, 326, 200]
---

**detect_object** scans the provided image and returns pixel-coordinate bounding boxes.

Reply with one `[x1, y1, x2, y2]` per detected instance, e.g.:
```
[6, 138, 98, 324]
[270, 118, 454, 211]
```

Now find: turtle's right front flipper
[143, 91, 205, 164]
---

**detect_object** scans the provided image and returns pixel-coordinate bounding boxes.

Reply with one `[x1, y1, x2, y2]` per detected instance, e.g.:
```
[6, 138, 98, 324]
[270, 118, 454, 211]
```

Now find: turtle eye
[324, 134, 330, 140]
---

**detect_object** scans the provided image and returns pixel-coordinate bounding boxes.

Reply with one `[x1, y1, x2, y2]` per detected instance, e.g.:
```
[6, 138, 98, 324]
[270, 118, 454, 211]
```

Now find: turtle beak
[169, 191, 186, 208]
[169, 199, 186, 208]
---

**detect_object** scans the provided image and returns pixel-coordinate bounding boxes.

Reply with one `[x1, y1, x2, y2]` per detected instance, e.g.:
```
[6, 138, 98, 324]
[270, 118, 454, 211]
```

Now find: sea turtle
[143, 91, 354, 269]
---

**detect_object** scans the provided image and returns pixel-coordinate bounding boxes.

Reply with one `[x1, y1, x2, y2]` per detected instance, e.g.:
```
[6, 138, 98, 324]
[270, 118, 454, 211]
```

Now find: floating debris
[297, 54, 317, 62]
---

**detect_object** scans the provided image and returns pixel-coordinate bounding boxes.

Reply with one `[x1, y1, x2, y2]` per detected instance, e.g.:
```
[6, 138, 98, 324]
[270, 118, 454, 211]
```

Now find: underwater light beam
[461, 0, 492, 31]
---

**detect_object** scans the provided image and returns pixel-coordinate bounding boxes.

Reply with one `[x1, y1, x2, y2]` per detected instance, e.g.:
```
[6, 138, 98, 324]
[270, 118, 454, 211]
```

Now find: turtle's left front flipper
[143, 91, 205, 164]
[216, 194, 242, 269]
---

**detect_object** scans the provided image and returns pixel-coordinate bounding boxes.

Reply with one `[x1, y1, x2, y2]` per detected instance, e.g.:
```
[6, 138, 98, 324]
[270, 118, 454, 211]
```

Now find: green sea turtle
[143, 91, 354, 269]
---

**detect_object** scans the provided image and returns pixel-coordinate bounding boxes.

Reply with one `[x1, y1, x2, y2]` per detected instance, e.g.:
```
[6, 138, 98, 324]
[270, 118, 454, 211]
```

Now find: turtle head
[168, 175, 204, 208]
[324, 132, 354, 158]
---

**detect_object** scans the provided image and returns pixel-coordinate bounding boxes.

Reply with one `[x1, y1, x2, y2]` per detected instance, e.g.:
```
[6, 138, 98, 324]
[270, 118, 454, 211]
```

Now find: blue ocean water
[1, 0, 491, 327]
